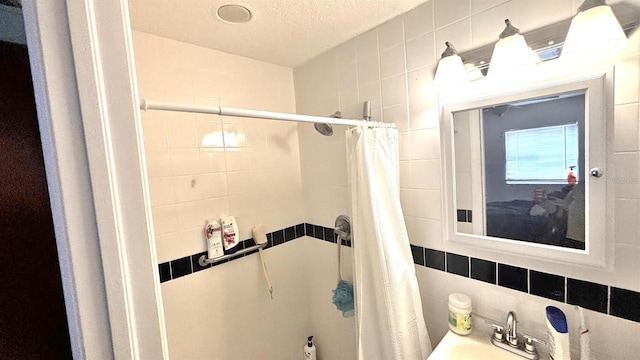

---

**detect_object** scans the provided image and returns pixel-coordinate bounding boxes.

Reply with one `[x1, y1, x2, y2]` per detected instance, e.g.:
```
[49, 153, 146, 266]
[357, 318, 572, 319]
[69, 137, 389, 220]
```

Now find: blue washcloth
[332, 280, 354, 317]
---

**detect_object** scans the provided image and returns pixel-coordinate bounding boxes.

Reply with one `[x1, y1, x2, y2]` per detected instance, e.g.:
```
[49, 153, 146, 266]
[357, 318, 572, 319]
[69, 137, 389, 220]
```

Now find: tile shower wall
[132, 31, 309, 358]
[294, 1, 640, 359]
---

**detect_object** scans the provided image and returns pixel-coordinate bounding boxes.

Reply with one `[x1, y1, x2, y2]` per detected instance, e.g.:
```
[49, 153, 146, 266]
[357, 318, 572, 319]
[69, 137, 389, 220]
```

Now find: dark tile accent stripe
[158, 263, 171, 283]
[159, 226, 640, 324]
[159, 223, 307, 283]
[265, 233, 273, 249]
[530, 270, 564, 302]
[610, 287, 640, 322]
[457, 209, 467, 222]
[272, 230, 285, 246]
[446, 253, 469, 277]
[456, 209, 472, 223]
[313, 225, 324, 240]
[323, 227, 336, 243]
[471, 258, 496, 284]
[410, 244, 640, 323]
[498, 264, 528, 293]
[305, 223, 314, 237]
[170, 256, 191, 279]
[191, 251, 210, 273]
[244, 238, 256, 248]
[411, 245, 424, 266]
[284, 226, 296, 242]
[425, 249, 445, 271]
[567, 278, 608, 313]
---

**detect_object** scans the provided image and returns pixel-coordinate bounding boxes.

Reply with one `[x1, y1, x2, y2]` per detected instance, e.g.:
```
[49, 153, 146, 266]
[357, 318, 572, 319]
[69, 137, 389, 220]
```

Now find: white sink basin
[428, 330, 524, 360]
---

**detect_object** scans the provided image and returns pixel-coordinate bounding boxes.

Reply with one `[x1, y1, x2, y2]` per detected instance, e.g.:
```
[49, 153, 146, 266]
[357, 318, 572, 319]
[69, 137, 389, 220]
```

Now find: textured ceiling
[128, 0, 427, 68]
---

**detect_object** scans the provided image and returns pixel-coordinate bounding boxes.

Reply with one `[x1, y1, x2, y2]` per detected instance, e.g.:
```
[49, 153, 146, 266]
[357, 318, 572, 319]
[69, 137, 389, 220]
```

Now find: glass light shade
[464, 63, 484, 81]
[562, 5, 629, 59]
[433, 54, 468, 90]
[487, 34, 538, 79]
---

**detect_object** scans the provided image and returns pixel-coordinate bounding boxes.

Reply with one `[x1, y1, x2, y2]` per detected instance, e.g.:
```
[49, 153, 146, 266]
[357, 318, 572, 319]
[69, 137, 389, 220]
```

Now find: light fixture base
[578, 0, 607, 12]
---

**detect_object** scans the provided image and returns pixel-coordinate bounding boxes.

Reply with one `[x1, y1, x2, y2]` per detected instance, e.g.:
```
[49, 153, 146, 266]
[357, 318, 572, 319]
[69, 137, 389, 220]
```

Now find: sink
[428, 330, 524, 360]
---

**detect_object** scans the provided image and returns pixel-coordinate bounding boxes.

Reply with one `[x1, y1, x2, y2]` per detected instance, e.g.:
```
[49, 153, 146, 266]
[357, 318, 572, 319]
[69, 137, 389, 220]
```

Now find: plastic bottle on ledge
[221, 216, 240, 254]
[303, 336, 316, 360]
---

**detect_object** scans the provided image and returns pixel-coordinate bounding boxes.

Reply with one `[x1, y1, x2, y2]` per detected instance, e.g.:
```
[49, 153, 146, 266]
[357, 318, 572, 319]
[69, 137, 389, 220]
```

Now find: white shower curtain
[346, 126, 432, 360]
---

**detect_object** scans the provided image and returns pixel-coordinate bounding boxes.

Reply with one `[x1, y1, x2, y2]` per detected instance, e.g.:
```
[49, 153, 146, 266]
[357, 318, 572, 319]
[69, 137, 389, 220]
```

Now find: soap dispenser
[303, 336, 316, 360]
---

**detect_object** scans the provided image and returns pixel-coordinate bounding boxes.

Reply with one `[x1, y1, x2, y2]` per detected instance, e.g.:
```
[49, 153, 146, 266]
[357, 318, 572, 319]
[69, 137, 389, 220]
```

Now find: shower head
[314, 123, 334, 136]
[313, 111, 341, 136]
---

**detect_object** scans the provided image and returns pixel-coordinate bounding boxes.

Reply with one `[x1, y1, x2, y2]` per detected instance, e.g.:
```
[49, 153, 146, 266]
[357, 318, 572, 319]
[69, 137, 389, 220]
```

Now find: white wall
[294, 1, 640, 359]
[132, 31, 310, 359]
[133, 32, 303, 257]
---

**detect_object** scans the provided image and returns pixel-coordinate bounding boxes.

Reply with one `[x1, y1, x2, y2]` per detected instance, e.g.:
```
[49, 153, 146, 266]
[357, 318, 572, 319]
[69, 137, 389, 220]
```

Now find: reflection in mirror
[453, 92, 586, 250]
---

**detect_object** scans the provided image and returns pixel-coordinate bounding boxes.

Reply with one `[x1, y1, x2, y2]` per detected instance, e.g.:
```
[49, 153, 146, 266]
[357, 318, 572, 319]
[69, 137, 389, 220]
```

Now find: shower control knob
[590, 167, 603, 178]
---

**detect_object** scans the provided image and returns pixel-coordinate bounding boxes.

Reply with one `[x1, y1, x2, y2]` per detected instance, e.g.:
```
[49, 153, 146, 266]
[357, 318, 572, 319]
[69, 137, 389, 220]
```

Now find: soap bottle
[204, 219, 223, 259]
[221, 215, 240, 254]
[546, 306, 570, 360]
[567, 166, 577, 185]
[303, 336, 316, 360]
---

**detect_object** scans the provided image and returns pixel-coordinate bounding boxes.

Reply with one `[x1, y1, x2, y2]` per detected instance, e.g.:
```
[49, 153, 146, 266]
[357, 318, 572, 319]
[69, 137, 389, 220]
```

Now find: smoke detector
[215, 4, 253, 24]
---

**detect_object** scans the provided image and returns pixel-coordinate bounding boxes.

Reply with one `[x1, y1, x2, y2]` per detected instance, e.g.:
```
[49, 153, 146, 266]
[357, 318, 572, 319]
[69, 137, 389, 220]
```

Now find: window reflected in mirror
[453, 91, 586, 250]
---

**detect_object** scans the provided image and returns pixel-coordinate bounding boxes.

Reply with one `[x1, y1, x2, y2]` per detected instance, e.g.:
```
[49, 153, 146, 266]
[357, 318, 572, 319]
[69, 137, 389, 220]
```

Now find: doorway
[0, 40, 73, 359]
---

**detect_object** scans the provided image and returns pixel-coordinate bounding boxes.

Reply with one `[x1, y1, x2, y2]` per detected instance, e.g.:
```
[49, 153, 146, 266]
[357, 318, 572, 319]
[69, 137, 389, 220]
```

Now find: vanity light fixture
[433, 42, 469, 90]
[562, 0, 629, 59]
[487, 19, 539, 80]
[432, 3, 637, 86]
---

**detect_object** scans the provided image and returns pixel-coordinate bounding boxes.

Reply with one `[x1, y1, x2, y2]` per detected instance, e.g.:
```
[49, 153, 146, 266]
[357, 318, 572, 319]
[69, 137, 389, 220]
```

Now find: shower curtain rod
[140, 98, 394, 128]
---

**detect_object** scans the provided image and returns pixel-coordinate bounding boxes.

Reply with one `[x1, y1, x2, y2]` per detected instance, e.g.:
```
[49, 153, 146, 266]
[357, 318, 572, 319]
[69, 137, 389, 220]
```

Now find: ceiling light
[562, 0, 628, 60]
[487, 19, 539, 80]
[216, 4, 253, 24]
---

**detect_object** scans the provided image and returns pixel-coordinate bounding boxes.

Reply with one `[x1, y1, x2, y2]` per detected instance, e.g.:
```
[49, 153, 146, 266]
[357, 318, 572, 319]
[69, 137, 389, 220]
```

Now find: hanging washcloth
[332, 233, 354, 317]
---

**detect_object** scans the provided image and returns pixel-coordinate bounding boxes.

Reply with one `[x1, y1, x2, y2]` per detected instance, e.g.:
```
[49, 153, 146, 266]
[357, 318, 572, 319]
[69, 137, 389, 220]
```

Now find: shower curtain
[346, 126, 432, 360]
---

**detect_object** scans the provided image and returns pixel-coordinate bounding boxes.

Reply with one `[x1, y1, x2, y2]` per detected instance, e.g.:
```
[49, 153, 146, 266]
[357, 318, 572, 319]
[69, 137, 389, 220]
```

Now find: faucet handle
[522, 333, 546, 355]
[484, 319, 505, 342]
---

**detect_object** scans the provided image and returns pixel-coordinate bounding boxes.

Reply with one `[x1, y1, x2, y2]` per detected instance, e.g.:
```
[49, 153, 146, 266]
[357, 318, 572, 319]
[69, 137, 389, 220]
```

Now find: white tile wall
[161, 239, 312, 360]
[133, 31, 306, 358]
[134, 31, 303, 263]
[294, 1, 640, 357]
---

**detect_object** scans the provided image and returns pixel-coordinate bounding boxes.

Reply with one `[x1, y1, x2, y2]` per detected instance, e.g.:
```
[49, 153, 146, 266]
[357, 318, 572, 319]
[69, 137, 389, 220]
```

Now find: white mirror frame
[440, 68, 614, 268]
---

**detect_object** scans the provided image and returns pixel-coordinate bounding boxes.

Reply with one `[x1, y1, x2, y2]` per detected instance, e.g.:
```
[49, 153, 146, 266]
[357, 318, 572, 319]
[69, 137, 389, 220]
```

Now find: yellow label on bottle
[448, 311, 471, 331]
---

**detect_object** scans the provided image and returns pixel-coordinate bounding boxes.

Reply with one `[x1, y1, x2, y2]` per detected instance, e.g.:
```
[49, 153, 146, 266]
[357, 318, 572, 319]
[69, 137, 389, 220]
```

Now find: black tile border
[158, 223, 351, 283]
[471, 258, 496, 284]
[456, 209, 473, 223]
[411, 245, 425, 266]
[530, 270, 565, 302]
[425, 249, 445, 271]
[498, 264, 528, 293]
[446, 253, 469, 277]
[157, 224, 640, 324]
[567, 278, 608, 313]
[410, 244, 640, 324]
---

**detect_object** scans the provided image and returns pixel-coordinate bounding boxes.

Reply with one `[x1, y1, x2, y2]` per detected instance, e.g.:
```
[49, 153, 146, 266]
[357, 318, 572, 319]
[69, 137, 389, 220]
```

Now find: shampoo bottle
[221, 216, 240, 254]
[546, 306, 570, 360]
[303, 336, 316, 360]
[204, 219, 224, 259]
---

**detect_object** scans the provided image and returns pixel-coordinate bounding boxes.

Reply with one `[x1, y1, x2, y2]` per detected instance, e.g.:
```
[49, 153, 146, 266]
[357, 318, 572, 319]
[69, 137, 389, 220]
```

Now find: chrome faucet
[485, 311, 544, 360]
[506, 311, 519, 347]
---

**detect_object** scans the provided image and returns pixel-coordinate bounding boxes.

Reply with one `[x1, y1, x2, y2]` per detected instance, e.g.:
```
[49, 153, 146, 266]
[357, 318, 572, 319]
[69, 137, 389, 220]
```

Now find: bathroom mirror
[440, 69, 613, 267]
